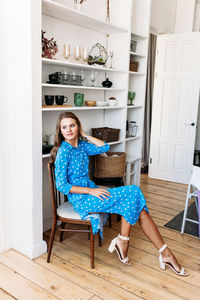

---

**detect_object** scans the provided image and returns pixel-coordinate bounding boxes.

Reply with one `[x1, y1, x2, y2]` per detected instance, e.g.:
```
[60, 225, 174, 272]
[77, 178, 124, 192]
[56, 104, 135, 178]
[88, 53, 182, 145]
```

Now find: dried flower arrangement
[106, 0, 110, 22]
[41, 30, 58, 59]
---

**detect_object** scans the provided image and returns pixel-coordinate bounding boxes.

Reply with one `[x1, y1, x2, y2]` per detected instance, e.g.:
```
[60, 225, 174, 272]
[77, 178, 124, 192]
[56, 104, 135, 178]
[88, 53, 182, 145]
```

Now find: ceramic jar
[102, 78, 112, 88]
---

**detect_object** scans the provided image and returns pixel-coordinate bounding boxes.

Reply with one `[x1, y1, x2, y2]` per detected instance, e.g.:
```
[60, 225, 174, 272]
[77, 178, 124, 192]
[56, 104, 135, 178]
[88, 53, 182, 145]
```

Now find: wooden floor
[0, 175, 200, 300]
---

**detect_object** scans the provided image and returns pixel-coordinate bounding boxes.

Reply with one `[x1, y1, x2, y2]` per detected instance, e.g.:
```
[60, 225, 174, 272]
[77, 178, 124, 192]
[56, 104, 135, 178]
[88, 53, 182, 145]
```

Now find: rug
[164, 202, 199, 237]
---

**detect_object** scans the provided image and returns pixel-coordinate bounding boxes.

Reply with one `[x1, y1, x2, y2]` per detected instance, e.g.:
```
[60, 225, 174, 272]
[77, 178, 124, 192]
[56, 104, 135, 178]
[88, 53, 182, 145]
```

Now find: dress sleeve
[83, 141, 110, 156]
[55, 147, 73, 195]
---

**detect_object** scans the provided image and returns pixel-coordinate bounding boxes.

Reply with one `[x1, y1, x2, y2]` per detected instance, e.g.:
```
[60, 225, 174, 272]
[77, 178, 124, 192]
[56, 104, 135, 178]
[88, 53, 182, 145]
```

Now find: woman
[52, 111, 188, 276]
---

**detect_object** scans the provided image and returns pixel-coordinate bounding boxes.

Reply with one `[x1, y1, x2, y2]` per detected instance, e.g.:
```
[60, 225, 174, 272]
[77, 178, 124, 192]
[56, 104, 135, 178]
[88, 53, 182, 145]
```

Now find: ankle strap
[159, 244, 167, 253]
[118, 234, 129, 241]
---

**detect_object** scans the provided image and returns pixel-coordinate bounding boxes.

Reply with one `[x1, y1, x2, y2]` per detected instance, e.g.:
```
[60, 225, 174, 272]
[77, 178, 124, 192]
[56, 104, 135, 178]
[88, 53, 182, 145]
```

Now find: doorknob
[184, 122, 195, 126]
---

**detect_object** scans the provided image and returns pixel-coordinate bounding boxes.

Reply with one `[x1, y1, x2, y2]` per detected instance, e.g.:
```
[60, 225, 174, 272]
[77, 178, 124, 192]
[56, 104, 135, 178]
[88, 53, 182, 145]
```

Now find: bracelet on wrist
[82, 136, 88, 141]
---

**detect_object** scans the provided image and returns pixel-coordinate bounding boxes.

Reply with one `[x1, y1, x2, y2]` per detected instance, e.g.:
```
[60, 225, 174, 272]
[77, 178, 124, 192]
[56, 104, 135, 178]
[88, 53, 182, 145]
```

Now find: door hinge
[150, 158, 152, 164]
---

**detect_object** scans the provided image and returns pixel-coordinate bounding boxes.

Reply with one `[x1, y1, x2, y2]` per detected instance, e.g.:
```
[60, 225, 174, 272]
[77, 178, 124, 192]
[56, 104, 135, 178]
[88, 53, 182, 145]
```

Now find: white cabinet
[126, 0, 151, 185]
[42, 0, 151, 230]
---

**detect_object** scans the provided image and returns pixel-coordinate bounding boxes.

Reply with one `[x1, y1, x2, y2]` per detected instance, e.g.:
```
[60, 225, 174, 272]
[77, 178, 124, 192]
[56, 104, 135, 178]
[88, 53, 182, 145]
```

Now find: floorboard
[0, 174, 199, 300]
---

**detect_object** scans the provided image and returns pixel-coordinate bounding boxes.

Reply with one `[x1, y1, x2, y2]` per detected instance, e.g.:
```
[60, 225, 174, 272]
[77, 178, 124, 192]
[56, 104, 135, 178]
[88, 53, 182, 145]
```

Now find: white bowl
[107, 99, 118, 106]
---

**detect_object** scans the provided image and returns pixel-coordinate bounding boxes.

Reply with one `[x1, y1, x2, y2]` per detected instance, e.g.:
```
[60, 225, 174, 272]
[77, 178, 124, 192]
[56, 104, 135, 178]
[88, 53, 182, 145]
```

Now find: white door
[149, 33, 200, 184]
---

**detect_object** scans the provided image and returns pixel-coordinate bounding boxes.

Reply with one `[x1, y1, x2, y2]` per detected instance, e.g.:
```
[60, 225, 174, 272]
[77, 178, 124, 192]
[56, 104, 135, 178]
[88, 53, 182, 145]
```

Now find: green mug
[74, 93, 84, 106]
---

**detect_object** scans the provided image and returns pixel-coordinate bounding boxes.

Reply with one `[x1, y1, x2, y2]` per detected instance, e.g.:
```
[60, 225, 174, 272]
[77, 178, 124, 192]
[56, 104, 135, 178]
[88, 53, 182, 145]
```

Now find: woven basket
[94, 152, 126, 178]
[91, 127, 120, 142]
[130, 61, 139, 72]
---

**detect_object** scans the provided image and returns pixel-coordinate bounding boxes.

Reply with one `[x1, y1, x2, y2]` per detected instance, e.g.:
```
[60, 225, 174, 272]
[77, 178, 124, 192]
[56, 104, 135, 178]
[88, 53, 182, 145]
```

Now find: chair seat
[57, 202, 81, 220]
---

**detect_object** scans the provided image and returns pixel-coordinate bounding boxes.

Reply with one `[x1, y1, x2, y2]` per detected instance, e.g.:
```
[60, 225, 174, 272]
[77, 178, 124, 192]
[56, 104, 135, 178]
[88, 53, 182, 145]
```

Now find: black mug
[45, 95, 54, 105]
[55, 95, 68, 105]
[49, 72, 61, 83]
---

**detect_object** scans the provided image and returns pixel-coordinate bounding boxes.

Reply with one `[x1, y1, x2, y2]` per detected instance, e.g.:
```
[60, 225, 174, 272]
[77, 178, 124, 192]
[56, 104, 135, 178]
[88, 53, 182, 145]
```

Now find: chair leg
[90, 226, 95, 269]
[59, 222, 65, 242]
[181, 186, 191, 234]
[117, 214, 121, 222]
[98, 231, 102, 247]
[47, 219, 57, 263]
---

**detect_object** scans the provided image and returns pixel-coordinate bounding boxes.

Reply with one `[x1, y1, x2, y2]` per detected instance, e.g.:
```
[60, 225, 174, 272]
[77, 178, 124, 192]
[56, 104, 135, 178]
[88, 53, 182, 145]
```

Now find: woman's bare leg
[139, 209, 187, 273]
[115, 216, 132, 262]
[138, 209, 165, 249]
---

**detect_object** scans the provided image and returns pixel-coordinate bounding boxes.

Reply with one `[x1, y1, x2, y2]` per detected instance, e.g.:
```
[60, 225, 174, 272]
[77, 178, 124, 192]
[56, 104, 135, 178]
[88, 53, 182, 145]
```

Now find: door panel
[149, 33, 200, 183]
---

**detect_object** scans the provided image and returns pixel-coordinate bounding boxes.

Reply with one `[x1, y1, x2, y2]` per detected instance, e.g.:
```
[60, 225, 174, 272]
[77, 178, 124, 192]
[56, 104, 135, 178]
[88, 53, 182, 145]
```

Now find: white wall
[151, 0, 197, 34]
[174, 0, 195, 33]
[151, 0, 177, 34]
[0, 0, 46, 257]
[194, 1, 200, 31]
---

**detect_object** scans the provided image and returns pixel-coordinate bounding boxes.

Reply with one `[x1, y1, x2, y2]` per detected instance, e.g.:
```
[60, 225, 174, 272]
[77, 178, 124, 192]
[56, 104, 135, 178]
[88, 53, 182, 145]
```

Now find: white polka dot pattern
[55, 140, 148, 238]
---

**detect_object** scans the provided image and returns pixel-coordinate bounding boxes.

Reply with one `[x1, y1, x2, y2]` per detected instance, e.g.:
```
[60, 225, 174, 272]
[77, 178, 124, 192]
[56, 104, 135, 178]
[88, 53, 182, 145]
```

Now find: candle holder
[74, 46, 81, 61]
[82, 47, 88, 63]
[63, 44, 70, 59]
[110, 51, 114, 68]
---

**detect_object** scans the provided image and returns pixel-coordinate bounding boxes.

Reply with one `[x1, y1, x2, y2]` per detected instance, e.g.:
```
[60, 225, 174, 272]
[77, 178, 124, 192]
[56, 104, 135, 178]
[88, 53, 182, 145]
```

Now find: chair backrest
[48, 161, 67, 218]
[190, 166, 200, 191]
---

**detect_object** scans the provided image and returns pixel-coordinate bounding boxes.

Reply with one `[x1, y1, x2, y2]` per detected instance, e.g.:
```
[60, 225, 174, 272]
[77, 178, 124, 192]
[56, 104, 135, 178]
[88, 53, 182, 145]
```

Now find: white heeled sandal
[159, 244, 188, 276]
[108, 234, 131, 265]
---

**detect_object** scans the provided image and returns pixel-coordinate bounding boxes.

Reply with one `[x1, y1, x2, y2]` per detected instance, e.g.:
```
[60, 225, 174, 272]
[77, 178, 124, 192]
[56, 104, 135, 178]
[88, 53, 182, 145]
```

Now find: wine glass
[63, 44, 70, 59]
[110, 51, 114, 68]
[90, 71, 97, 87]
[80, 70, 86, 86]
[128, 91, 136, 106]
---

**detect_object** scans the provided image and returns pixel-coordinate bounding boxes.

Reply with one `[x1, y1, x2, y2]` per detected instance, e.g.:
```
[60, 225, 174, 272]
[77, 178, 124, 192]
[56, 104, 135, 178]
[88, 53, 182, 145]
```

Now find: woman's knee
[139, 208, 147, 219]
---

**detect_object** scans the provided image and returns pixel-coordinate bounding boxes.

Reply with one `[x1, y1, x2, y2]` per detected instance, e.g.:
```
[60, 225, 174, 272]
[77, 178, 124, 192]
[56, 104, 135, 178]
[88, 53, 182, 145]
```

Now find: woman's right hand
[88, 188, 110, 201]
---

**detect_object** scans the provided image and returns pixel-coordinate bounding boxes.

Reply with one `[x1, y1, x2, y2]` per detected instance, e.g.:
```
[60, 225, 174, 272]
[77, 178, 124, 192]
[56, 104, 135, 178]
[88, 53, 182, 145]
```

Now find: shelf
[42, 139, 124, 158]
[126, 154, 141, 163]
[42, 83, 125, 91]
[43, 153, 51, 158]
[42, 105, 125, 111]
[124, 171, 136, 177]
[131, 32, 148, 40]
[125, 136, 141, 142]
[42, 58, 125, 73]
[127, 105, 143, 109]
[130, 51, 146, 57]
[108, 140, 123, 146]
[42, 0, 127, 34]
[129, 71, 146, 76]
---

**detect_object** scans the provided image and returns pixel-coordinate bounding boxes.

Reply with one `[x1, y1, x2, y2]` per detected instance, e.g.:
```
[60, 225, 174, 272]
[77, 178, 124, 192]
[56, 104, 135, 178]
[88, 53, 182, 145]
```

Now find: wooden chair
[181, 165, 200, 235]
[47, 161, 102, 269]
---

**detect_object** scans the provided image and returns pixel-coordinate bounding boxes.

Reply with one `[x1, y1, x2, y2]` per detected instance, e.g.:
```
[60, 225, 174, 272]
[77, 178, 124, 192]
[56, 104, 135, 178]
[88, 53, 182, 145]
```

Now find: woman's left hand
[88, 188, 110, 201]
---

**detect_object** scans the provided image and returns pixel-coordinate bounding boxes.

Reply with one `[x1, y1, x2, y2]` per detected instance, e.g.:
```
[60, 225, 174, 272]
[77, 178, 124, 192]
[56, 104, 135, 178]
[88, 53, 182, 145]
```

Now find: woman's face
[60, 118, 79, 142]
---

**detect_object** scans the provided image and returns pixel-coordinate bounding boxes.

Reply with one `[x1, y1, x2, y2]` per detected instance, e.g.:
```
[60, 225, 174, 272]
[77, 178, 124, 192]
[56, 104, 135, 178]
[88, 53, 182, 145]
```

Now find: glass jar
[128, 121, 138, 137]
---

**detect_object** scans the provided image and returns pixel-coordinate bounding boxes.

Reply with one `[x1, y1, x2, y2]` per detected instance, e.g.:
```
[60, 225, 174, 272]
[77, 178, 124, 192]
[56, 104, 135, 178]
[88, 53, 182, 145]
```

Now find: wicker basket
[94, 152, 126, 178]
[91, 127, 120, 142]
[130, 61, 139, 72]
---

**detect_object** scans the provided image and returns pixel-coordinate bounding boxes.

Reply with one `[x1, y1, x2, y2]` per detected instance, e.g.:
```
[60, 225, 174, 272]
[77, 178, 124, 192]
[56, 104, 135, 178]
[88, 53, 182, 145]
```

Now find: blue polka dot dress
[55, 140, 149, 238]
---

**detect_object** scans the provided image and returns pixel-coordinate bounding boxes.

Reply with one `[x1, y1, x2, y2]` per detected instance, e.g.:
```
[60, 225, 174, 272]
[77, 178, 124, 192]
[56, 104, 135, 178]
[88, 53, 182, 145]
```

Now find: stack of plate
[96, 102, 108, 107]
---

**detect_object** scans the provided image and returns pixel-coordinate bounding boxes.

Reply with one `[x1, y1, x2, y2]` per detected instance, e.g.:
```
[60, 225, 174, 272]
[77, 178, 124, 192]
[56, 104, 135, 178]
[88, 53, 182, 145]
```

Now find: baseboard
[31, 240, 47, 259]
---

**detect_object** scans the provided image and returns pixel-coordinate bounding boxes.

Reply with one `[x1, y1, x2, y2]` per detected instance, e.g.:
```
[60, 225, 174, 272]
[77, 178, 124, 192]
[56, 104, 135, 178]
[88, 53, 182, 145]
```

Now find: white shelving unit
[42, 83, 125, 91]
[42, 57, 126, 73]
[126, 0, 151, 185]
[42, 0, 127, 34]
[42, 0, 151, 230]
